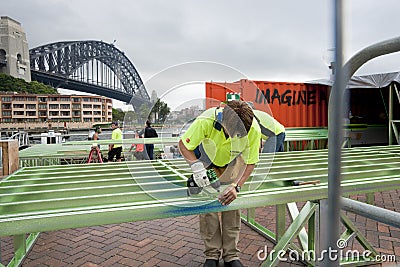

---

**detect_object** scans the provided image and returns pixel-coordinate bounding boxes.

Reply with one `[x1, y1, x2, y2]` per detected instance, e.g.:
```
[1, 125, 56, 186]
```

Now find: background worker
[87, 126, 103, 163]
[253, 109, 286, 153]
[93, 126, 101, 141]
[88, 126, 101, 141]
[129, 132, 146, 160]
[92, 126, 102, 149]
[88, 126, 102, 148]
[178, 100, 261, 267]
[108, 121, 123, 162]
[144, 120, 158, 160]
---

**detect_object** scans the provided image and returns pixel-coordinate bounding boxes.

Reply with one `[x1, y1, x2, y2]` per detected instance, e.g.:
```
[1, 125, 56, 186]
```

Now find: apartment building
[0, 92, 113, 124]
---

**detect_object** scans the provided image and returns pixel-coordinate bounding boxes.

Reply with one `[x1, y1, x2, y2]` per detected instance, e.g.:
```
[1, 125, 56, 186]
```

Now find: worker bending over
[179, 100, 261, 267]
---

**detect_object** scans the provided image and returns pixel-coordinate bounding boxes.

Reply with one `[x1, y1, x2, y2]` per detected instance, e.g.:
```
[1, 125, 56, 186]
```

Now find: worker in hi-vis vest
[179, 100, 261, 267]
[252, 109, 286, 153]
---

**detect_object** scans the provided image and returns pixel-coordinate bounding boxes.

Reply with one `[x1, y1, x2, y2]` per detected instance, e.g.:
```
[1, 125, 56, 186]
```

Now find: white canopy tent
[348, 71, 400, 89]
[307, 70, 400, 89]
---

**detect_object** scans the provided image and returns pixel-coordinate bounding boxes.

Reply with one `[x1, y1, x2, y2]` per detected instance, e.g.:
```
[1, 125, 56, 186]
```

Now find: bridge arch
[29, 40, 150, 109]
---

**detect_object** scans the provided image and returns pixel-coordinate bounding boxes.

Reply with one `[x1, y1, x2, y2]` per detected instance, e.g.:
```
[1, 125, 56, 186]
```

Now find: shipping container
[206, 79, 329, 127]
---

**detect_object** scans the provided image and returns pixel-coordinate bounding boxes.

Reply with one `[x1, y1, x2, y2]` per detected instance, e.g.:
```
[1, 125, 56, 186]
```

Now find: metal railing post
[326, 1, 400, 266]
[326, 1, 345, 266]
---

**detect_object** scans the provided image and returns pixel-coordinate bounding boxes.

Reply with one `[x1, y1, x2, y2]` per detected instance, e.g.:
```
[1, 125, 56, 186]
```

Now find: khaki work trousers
[199, 156, 245, 261]
[199, 210, 241, 261]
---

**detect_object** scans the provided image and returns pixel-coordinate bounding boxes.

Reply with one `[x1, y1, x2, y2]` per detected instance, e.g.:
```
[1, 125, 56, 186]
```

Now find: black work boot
[224, 259, 244, 267]
[203, 259, 219, 267]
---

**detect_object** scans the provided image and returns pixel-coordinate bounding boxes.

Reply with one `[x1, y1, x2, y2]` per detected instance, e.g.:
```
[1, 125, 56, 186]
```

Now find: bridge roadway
[1, 145, 400, 266]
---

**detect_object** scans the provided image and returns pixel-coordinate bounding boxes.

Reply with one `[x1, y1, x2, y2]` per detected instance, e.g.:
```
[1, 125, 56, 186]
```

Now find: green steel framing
[19, 128, 329, 167]
[18, 137, 178, 167]
[2, 145, 400, 266]
[389, 83, 400, 145]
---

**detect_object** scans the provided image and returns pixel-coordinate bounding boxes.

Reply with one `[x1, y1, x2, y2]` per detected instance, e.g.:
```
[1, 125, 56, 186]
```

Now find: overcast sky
[3, 0, 400, 110]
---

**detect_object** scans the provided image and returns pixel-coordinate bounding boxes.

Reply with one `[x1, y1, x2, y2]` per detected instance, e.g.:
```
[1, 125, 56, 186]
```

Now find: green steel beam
[276, 204, 286, 242]
[339, 214, 379, 265]
[3, 145, 400, 237]
[308, 209, 316, 266]
[340, 214, 379, 257]
[287, 202, 309, 251]
[241, 213, 276, 243]
[5, 233, 39, 267]
[2, 145, 400, 266]
[261, 201, 318, 267]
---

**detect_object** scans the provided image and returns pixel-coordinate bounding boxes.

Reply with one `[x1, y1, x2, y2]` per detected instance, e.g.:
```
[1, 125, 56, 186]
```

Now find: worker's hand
[190, 161, 210, 187]
[218, 184, 237, 206]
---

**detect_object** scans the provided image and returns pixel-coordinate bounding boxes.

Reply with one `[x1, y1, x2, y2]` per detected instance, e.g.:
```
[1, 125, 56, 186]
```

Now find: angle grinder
[187, 169, 221, 196]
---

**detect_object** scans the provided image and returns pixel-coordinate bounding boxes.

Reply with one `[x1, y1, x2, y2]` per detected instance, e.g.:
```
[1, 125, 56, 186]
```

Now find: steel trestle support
[241, 200, 381, 266]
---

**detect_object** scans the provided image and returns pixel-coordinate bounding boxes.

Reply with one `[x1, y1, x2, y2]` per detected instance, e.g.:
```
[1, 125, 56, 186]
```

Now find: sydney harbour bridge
[29, 40, 151, 110]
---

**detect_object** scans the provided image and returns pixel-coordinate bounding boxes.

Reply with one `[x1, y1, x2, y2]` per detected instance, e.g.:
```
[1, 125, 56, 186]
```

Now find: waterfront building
[0, 92, 113, 128]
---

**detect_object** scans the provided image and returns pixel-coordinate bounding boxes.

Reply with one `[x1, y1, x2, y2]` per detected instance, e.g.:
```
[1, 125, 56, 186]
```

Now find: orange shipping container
[205, 79, 329, 127]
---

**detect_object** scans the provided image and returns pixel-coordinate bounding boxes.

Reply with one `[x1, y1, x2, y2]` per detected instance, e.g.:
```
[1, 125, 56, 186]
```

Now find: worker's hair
[222, 100, 254, 136]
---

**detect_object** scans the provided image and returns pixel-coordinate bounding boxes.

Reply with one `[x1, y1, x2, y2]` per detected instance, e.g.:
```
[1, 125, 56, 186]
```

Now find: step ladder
[87, 145, 103, 163]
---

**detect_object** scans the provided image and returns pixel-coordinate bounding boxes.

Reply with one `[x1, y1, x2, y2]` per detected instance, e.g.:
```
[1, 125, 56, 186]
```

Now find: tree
[112, 108, 125, 122]
[150, 99, 170, 123]
[0, 73, 57, 94]
[158, 102, 171, 123]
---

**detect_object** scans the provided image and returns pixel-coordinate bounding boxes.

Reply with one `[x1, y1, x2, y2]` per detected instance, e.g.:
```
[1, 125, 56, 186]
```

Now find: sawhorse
[87, 145, 103, 163]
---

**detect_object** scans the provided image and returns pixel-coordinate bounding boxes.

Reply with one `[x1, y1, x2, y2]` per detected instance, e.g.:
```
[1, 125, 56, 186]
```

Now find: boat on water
[40, 130, 65, 144]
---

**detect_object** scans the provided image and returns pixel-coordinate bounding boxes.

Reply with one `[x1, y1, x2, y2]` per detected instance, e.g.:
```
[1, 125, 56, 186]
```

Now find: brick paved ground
[1, 190, 399, 267]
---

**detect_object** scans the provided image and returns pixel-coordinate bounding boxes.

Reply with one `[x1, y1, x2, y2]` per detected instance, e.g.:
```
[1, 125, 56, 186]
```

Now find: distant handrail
[4, 131, 30, 148]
